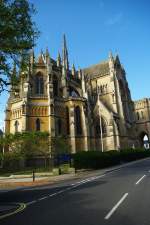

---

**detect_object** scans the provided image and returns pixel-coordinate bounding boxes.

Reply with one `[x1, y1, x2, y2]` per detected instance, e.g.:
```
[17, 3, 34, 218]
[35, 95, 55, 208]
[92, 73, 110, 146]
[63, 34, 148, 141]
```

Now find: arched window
[69, 86, 80, 97]
[35, 74, 44, 95]
[137, 112, 140, 120]
[102, 117, 107, 134]
[50, 104, 54, 114]
[66, 107, 70, 135]
[53, 76, 58, 97]
[75, 106, 82, 135]
[57, 119, 62, 135]
[14, 120, 19, 133]
[141, 111, 144, 119]
[36, 118, 40, 131]
[95, 117, 107, 137]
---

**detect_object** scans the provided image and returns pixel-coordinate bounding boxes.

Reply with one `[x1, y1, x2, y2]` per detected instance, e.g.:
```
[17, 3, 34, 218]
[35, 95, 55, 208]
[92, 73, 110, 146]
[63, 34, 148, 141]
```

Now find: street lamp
[98, 105, 104, 152]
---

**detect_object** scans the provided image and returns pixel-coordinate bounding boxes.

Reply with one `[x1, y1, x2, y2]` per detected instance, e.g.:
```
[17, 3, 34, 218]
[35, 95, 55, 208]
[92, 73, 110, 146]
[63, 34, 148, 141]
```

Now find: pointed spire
[62, 34, 69, 70]
[45, 47, 49, 57]
[108, 51, 115, 72]
[57, 51, 61, 67]
[109, 51, 113, 60]
[45, 47, 50, 64]
[38, 50, 45, 64]
[72, 63, 75, 76]
[78, 68, 82, 79]
[115, 54, 121, 66]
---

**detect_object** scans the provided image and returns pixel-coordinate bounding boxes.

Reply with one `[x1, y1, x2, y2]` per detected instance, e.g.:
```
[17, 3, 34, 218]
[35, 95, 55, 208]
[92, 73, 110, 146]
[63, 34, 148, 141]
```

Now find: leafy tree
[51, 137, 71, 156]
[0, 0, 39, 92]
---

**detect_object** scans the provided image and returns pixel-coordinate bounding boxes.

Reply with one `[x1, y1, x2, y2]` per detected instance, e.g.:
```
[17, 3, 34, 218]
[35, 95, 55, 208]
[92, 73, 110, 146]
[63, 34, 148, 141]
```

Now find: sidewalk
[0, 157, 149, 190]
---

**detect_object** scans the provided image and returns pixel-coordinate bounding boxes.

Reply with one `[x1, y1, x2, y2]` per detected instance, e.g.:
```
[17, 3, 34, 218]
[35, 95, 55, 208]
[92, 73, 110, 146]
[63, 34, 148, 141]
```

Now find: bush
[73, 148, 150, 169]
[73, 150, 121, 169]
[2, 151, 24, 172]
[120, 148, 150, 162]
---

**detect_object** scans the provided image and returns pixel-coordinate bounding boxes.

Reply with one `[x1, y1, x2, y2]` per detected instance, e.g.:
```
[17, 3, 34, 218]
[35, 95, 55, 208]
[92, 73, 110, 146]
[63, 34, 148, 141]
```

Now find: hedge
[73, 148, 150, 169]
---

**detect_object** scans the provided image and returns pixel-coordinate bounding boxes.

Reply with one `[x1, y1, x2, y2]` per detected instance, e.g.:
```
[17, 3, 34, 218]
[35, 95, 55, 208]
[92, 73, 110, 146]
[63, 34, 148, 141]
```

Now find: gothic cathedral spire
[62, 34, 69, 70]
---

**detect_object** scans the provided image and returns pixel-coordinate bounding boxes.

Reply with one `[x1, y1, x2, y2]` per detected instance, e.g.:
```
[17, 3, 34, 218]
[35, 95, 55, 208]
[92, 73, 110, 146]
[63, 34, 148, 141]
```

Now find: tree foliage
[0, 131, 50, 157]
[51, 137, 71, 156]
[0, 0, 39, 92]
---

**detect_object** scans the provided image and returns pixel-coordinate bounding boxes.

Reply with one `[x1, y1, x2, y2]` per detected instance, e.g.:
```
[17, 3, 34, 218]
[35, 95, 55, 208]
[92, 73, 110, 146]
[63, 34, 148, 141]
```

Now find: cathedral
[5, 35, 150, 152]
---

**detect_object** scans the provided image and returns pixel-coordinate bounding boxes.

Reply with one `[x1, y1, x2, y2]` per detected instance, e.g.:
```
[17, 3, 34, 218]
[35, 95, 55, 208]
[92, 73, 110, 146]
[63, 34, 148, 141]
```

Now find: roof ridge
[83, 60, 108, 70]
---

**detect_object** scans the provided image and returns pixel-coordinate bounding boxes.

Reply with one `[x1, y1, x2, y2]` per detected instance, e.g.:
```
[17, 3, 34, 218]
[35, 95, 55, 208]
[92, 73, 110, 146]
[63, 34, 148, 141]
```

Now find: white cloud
[105, 12, 123, 26]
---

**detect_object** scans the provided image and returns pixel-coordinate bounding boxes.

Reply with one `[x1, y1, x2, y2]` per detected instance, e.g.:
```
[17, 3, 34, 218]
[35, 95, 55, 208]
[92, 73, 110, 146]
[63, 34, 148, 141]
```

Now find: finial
[57, 51, 61, 67]
[45, 47, 50, 64]
[109, 51, 113, 59]
[38, 50, 45, 64]
[72, 63, 75, 76]
[62, 34, 69, 70]
[46, 47, 49, 57]
[78, 68, 82, 79]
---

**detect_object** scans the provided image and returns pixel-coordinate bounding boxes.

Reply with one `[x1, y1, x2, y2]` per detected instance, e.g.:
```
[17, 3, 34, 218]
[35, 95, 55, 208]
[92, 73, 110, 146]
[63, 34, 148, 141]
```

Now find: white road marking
[26, 174, 106, 206]
[38, 196, 48, 201]
[26, 200, 37, 206]
[104, 193, 128, 220]
[48, 193, 57, 197]
[135, 175, 146, 185]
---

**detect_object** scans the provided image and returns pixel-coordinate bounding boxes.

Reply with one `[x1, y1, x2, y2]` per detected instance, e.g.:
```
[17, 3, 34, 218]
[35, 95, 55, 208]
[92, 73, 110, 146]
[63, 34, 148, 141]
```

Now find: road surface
[0, 158, 150, 225]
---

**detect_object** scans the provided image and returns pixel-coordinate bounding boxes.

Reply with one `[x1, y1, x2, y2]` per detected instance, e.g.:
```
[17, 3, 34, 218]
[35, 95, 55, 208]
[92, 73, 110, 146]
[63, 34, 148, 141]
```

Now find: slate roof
[83, 61, 110, 78]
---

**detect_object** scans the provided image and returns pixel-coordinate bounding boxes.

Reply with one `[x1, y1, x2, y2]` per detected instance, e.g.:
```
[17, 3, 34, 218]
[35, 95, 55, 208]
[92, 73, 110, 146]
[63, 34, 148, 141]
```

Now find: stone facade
[5, 36, 150, 152]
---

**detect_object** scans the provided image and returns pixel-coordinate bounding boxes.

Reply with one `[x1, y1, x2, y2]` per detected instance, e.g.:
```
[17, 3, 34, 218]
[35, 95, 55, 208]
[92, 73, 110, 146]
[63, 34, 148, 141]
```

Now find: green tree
[51, 137, 71, 156]
[0, 132, 50, 169]
[0, 0, 39, 92]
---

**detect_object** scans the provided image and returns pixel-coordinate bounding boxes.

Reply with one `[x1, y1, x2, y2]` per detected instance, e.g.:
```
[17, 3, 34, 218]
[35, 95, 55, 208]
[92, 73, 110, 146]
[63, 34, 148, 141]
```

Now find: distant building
[5, 35, 150, 152]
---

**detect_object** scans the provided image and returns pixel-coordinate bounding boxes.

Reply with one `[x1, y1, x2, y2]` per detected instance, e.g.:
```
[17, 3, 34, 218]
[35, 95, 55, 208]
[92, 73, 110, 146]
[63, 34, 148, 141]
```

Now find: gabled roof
[83, 61, 110, 78]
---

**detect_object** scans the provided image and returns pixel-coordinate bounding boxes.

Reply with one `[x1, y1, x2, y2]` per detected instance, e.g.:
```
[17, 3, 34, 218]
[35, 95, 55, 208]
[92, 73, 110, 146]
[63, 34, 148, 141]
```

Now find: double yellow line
[0, 203, 26, 220]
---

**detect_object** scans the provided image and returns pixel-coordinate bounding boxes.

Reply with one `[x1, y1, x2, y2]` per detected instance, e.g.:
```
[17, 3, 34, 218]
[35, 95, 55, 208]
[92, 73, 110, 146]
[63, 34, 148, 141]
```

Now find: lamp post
[2, 126, 5, 155]
[98, 106, 104, 152]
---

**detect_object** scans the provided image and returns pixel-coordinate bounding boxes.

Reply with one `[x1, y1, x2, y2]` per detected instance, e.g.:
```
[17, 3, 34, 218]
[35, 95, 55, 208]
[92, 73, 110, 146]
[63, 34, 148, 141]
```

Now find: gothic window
[50, 104, 54, 114]
[102, 118, 107, 134]
[14, 120, 19, 133]
[22, 103, 26, 114]
[69, 86, 80, 97]
[100, 86, 103, 94]
[35, 74, 44, 95]
[116, 120, 120, 134]
[36, 118, 40, 131]
[75, 106, 82, 135]
[57, 119, 62, 135]
[53, 76, 58, 97]
[141, 111, 144, 119]
[137, 112, 140, 120]
[95, 117, 107, 137]
[95, 123, 100, 135]
[66, 107, 70, 135]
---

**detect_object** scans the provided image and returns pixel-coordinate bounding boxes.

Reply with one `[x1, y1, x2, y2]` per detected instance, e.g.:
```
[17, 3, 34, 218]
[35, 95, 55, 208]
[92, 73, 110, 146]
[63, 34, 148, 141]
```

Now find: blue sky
[0, 0, 150, 129]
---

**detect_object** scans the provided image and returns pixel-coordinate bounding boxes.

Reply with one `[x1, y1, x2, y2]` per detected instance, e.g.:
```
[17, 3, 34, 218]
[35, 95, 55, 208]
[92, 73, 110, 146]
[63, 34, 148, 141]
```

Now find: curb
[0, 157, 150, 191]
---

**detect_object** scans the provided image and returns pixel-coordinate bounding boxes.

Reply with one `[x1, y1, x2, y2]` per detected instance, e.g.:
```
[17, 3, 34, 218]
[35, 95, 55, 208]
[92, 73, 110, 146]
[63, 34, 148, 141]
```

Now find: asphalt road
[1, 158, 150, 225]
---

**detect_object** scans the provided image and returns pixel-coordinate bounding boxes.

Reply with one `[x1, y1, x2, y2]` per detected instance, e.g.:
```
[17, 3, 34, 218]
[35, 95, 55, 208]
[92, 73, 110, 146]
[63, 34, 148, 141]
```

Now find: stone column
[69, 106, 76, 153]
[21, 102, 27, 132]
[81, 105, 89, 151]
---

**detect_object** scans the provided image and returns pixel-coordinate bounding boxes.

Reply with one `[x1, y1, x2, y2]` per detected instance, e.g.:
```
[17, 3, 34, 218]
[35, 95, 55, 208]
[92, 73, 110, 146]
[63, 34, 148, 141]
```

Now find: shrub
[120, 148, 150, 162]
[73, 150, 120, 169]
[73, 148, 150, 169]
[2, 151, 24, 172]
